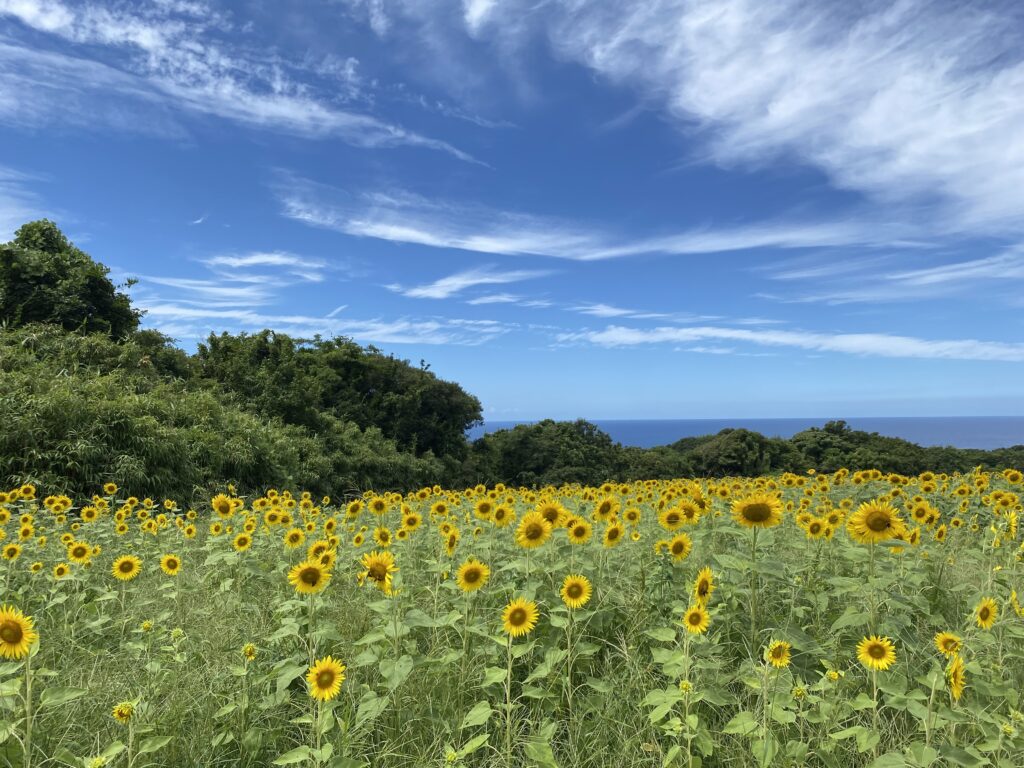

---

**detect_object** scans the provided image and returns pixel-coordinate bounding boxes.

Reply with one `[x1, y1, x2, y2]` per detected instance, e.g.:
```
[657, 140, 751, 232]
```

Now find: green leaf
[379, 655, 413, 690]
[867, 753, 908, 768]
[524, 736, 558, 767]
[722, 710, 758, 736]
[644, 627, 677, 643]
[482, 666, 507, 686]
[137, 736, 172, 755]
[460, 701, 493, 730]
[276, 662, 306, 693]
[38, 687, 87, 708]
[457, 733, 490, 758]
[354, 694, 388, 731]
[273, 746, 314, 765]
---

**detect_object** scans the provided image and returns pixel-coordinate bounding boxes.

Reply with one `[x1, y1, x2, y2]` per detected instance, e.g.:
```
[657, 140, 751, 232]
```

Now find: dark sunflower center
[509, 608, 527, 626]
[865, 510, 892, 532]
[167, 559, 178, 569]
[566, 583, 583, 599]
[697, 581, 709, 596]
[671, 542, 685, 554]
[666, 513, 680, 525]
[463, 568, 481, 584]
[608, 528, 620, 540]
[572, 526, 586, 538]
[216, 501, 230, 515]
[868, 643, 886, 659]
[300, 568, 320, 585]
[810, 523, 821, 534]
[72, 547, 86, 558]
[742, 503, 772, 522]
[316, 671, 335, 688]
[368, 563, 387, 582]
[0, 621, 23, 643]
[979, 607, 990, 621]
[525, 523, 544, 540]
[687, 612, 702, 626]
[119, 561, 134, 573]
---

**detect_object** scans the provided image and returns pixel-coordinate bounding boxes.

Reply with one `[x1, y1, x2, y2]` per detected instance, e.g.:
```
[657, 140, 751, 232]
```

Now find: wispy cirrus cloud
[0, 0, 475, 159]
[560, 324, 1024, 363]
[277, 176, 893, 260]
[435, 0, 1024, 237]
[386, 265, 550, 299]
[0, 164, 46, 238]
[137, 301, 512, 346]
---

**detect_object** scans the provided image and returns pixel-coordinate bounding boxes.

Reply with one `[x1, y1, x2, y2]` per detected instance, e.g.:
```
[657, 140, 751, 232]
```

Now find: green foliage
[195, 331, 482, 460]
[0, 220, 139, 337]
[0, 326, 441, 500]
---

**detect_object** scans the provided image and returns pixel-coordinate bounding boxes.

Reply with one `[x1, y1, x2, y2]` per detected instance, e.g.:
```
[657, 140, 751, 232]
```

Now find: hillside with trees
[1, 220, 1021, 499]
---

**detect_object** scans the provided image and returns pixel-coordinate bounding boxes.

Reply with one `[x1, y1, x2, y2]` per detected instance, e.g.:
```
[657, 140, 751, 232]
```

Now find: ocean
[467, 417, 1024, 450]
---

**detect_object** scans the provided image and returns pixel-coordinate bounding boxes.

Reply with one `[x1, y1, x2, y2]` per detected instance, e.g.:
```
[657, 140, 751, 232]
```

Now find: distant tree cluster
[1, 220, 1020, 499]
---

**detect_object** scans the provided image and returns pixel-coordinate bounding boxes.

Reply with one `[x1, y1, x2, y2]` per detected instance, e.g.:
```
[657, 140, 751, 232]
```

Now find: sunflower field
[1, 468, 1024, 768]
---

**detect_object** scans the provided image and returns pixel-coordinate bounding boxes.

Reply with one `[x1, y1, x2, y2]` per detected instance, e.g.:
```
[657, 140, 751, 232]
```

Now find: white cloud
[561, 324, 1024, 363]
[0, 0, 475, 159]
[388, 265, 550, 299]
[203, 251, 327, 282]
[439, 0, 1024, 236]
[0, 165, 45, 237]
[278, 177, 891, 260]
[137, 300, 511, 345]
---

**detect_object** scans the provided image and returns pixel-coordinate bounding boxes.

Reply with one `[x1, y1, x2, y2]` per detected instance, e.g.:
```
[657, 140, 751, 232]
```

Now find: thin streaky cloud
[0, 0, 477, 161]
[561, 325, 1024, 363]
[388, 265, 550, 300]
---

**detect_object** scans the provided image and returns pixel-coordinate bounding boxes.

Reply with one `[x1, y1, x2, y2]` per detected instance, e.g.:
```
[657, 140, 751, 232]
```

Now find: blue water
[467, 417, 1024, 450]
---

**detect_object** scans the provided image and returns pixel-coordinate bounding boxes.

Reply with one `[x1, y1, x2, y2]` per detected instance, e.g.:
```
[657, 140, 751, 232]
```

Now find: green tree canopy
[1, 220, 139, 337]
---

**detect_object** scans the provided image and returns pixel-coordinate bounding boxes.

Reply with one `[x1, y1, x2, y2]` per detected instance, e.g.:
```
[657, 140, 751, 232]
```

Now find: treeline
[461, 419, 1024, 487]
[1, 220, 1021, 500]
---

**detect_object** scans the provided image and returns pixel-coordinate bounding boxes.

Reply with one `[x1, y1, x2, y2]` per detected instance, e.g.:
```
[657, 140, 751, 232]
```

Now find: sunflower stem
[504, 635, 514, 767]
[749, 528, 759, 652]
[23, 651, 32, 768]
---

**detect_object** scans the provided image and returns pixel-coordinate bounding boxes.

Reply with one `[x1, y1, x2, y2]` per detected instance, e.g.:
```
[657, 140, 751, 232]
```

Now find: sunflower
[974, 597, 998, 629]
[566, 517, 592, 545]
[2, 543, 20, 561]
[67, 541, 91, 564]
[515, 512, 553, 550]
[946, 653, 966, 702]
[232, 533, 252, 552]
[492, 505, 514, 528]
[455, 557, 490, 593]
[53, 563, 69, 579]
[111, 701, 134, 723]
[536, 501, 566, 528]
[402, 511, 422, 532]
[373, 526, 392, 548]
[731, 494, 783, 529]
[242, 643, 257, 662]
[103, 482, 118, 495]
[283, 528, 306, 549]
[111, 555, 142, 582]
[0, 605, 37, 659]
[159, 554, 181, 576]
[856, 635, 896, 671]
[667, 532, 692, 562]
[502, 597, 539, 638]
[560, 574, 592, 610]
[602, 520, 625, 548]
[682, 604, 710, 635]
[693, 567, 715, 605]
[288, 560, 331, 595]
[360, 550, 398, 594]
[934, 631, 961, 658]
[658, 507, 685, 531]
[847, 499, 905, 544]
[307, 656, 346, 702]
[211, 494, 235, 519]
[765, 640, 792, 668]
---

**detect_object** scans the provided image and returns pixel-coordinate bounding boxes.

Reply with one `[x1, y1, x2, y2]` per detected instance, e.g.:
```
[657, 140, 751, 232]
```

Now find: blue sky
[2, 0, 1024, 420]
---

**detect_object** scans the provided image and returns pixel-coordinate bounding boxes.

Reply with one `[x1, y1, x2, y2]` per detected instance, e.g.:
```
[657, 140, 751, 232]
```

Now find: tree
[0, 220, 139, 337]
